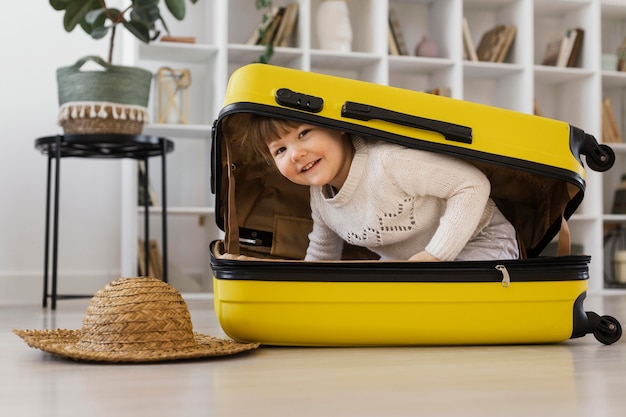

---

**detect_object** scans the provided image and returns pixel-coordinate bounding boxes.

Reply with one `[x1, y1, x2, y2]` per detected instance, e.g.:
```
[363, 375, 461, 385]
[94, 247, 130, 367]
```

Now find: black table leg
[143, 159, 150, 276]
[51, 135, 61, 310]
[161, 138, 168, 283]
[43, 153, 52, 308]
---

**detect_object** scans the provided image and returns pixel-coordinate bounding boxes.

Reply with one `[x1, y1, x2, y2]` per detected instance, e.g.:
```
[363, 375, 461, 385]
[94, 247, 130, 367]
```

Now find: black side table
[35, 134, 174, 309]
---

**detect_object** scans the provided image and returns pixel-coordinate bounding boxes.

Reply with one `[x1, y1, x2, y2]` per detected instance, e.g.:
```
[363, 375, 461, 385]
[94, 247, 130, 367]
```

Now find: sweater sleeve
[305, 189, 345, 261]
[382, 148, 492, 261]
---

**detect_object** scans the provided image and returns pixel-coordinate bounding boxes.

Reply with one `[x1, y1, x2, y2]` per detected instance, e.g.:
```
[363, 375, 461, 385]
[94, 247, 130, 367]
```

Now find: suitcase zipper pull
[495, 265, 511, 287]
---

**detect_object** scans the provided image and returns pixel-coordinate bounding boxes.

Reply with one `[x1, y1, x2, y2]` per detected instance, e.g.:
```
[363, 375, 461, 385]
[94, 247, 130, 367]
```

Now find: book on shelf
[617, 38, 626, 71]
[259, 6, 285, 46]
[602, 97, 623, 144]
[533, 99, 542, 117]
[541, 28, 584, 67]
[424, 86, 451, 97]
[138, 239, 163, 279]
[137, 161, 158, 207]
[387, 22, 400, 56]
[494, 25, 516, 63]
[475, 24, 516, 63]
[462, 17, 478, 61]
[388, 8, 409, 56]
[160, 35, 196, 44]
[541, 32, 563, 66]
[272, 2, 299, 47]
[566, 28, 584, 67]
[245, 6, 281, 45]
[612, 175, 626, 214]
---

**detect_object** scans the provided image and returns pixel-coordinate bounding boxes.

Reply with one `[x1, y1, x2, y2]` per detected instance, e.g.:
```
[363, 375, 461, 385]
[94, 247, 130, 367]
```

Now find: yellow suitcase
[210, 63, 620, 346]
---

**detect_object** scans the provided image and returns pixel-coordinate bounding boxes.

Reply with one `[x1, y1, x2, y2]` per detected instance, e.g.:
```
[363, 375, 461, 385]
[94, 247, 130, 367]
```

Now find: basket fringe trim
[58, 101, 150, 123]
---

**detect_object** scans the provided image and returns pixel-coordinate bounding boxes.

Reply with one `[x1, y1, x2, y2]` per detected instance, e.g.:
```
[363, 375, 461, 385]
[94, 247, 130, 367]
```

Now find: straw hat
[14, 277, 259, 362]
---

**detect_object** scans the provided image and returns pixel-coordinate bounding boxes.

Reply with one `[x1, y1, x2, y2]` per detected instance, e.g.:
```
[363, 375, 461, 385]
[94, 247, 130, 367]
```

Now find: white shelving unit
[120, 0, 626, 292]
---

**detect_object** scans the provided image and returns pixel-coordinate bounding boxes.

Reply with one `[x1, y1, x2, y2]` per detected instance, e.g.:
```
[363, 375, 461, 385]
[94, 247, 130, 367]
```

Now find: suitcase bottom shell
[211, 246, 622, 346]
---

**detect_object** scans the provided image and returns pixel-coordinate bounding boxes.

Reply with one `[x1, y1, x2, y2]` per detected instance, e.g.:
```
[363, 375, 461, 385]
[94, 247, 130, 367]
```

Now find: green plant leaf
[84, 9, 106, 25]
[90, 25, 110, 40]
[80, 8, 107, 35]
[63, 0, 100, 32]
[165, 0, 186, 20]
[131, 2, 161, 26]
[122, 20, 151, 43]
[49, 0, 71, 11]
[255, 0, 272, 10]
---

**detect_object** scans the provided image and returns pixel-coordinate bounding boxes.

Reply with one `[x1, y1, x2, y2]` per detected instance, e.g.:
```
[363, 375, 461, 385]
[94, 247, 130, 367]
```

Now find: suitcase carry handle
[341, 101, 473, 144]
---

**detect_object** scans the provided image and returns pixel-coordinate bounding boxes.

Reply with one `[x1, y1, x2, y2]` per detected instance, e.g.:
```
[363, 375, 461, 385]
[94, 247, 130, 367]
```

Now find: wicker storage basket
[56, 56, 152, 135]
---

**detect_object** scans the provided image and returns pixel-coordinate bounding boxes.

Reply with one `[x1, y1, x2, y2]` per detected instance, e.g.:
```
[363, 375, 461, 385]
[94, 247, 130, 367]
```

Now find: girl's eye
[274, 146, 286, 156]
[298, 128, 311, 139]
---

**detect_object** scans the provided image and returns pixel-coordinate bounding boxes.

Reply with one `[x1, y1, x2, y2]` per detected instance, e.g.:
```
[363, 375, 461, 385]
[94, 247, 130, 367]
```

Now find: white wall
[0, 4, 125, 304]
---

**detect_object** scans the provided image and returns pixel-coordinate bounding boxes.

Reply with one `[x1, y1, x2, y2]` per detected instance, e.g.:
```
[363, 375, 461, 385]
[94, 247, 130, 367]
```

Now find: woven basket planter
[56, 56, 152, 135]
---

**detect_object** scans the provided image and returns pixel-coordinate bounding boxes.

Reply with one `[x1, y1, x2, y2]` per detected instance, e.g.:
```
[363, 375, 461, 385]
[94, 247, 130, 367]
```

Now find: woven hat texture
[14, 277, 259, 363]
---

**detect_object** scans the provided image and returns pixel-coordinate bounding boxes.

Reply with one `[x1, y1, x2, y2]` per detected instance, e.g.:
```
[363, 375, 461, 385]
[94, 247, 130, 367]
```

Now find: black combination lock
[275, 88, 324, 113]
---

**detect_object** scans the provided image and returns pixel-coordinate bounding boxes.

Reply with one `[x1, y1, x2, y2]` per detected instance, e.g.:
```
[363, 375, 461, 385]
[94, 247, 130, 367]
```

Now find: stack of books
[474, 24, 517, 63]
[541, 28, 585, 67]
[245, 2, 299, 48]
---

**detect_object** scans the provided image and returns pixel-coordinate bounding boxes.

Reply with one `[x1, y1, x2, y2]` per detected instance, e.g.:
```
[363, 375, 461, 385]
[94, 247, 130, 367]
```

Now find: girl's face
[267, 124, 353, 190]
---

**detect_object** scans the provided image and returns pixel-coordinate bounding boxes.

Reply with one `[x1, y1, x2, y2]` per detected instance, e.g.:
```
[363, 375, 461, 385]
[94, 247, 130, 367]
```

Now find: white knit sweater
[305, 137, 496, 261]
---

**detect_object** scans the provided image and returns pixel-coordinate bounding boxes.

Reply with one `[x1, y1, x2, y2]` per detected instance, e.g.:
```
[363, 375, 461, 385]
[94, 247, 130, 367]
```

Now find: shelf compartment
[143, 124, 212, 140]
[138, 43, 218, 63]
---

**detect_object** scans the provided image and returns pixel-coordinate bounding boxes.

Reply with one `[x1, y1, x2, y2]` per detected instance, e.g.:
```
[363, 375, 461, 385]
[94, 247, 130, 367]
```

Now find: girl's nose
[290, 146, 305, 162]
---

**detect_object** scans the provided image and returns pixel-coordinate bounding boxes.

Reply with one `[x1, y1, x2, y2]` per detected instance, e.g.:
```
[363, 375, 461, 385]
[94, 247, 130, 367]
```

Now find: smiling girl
[223, 114, 519, 262]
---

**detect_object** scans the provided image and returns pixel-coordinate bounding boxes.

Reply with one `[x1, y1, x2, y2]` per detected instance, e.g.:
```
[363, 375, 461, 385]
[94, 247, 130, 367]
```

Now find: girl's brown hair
[221, 113, 301, 164]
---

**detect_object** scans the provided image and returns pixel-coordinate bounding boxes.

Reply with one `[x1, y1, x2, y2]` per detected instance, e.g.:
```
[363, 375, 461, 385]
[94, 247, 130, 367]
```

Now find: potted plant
[50, 0, 198, 134]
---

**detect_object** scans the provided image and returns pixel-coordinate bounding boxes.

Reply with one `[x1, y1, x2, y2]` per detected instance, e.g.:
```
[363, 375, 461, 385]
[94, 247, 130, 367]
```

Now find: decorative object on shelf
[476, 24, 516, 63]
[604, 226, 626, 286]
[388, 8, 408, 56]
[316, 0, 352, 52]
[160, 35, 197, 44]
[611, 174, 626, 214]
[541, 28, 584, 67]
[462, 17, 478, 61]
[614, 250, 626, 284]
[414, 36, 438, 58]
[602, 53, 618, 71]
[49, 0, 198, 134]
[602, 97, 622, 143]
[156, 67, 191, 124]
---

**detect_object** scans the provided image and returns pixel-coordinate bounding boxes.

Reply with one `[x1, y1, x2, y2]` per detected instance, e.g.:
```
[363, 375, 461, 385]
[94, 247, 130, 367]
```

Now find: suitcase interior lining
[217, 124, 581, 261]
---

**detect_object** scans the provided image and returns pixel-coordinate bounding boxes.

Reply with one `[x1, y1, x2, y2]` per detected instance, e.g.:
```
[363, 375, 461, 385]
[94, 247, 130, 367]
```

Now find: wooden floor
[2, 293, 626, 417]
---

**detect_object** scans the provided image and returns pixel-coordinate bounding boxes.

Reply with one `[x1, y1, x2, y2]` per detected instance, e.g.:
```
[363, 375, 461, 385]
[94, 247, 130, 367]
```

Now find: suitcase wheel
[586, 312, 622, 345]
[584, 143, 615, 173]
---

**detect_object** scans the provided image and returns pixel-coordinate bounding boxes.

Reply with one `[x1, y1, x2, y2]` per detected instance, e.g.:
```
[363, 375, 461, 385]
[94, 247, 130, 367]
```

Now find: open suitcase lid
[211, 64, 614, 260]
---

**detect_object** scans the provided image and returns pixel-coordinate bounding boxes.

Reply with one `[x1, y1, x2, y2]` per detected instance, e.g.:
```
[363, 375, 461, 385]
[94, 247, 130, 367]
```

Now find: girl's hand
[408, 251, 441, 262]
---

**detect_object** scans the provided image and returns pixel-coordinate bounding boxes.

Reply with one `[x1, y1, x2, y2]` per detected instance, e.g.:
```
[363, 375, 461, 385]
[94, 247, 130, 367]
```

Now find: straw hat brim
[14, 329, 260, 363]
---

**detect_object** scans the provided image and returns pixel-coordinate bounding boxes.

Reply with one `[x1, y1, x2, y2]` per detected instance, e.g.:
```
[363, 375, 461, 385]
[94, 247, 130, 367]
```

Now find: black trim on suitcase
[210, 247, 590, 283]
